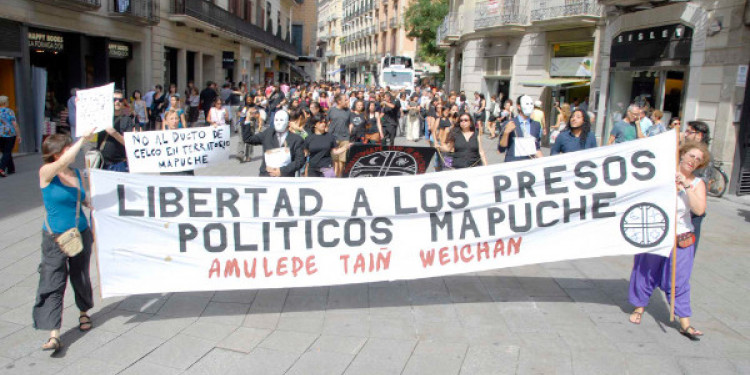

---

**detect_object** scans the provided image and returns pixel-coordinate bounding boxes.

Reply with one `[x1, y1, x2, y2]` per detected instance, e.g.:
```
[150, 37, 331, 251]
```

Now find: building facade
[0, 0, 300, 154]
[438, 0, 603, 133]
[595, 0, 750, 196]
[317, 0, 343, 82]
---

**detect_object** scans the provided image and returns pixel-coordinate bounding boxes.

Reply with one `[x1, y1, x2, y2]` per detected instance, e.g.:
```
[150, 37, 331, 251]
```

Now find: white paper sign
[76, 83, 114, 137]
[91, 132, 678, 298]
[737, 65, 748, 87]
[123, 125, 231, 173]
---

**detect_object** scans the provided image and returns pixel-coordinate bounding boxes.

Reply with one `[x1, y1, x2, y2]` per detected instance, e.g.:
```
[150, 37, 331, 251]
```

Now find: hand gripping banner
[90, 131, 677, 298]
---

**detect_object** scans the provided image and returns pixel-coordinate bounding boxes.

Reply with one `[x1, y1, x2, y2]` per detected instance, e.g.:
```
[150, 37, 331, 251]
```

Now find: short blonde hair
[0, 96, 8, 106]
[679, 141, 710, 170]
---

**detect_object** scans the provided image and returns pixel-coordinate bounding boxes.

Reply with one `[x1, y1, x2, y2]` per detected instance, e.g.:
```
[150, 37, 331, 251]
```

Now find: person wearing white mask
[498, 95, 543, 162]
[243, 109, 305, 177]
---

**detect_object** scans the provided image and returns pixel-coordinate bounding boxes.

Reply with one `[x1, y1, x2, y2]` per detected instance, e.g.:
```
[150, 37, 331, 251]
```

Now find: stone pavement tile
[0, 301, 34, 326]
[485, 287, 533, 304]
[462, 326, 520, 346]
[368, 284, 411, 318]
[0, 326, 48, 360]
[626, 354, 682, 374]
[90, 309, 152, 335]
[27, 327, 120, 367]
[0, 286, 36, 310]
[57, 357, 121, 375]
[288, 286, 329, 297]
[0, 322, 23, 340]
[443, 275, 492, 303]
[283, 292, 327, 312]
[85, 330, 164, 367]
[241, 289, 288, 329]
[570, 350, 627, 375]
[181, 321, 238, 343]
[285, 350, 354, 375]
[0, 356, 65, 375]
[499, 307, 550, 333]
[460, 344, 520, 375]
[142, 333, 215, 370]
[275, 311, 325, 333]
[401, 341, 467, 375]
[516, 348, 573, 375]
[258, 329, 318, 354]
[116, 294, 170, 314]
[534, 299, 593, 328]
[557, 325, 618, 351]
[596, 321, 657, 344]
[327, 284, 369, 310]
[454, 302, 507, 328]
[308, 335, 367, 355]
[369, 316, 417, 340]
[731, 358, 750, 373]
[517, 276, 569, 298]
[156, 293, 212, 318]
[344, 338, 417, 375]
[516, 331, 569, 353]
[198, 302, 251, 326]
[415, 321, 467, 343]
[406, 278, 451, 303]
[412, 303, 459, 323]
[182, 348, 248, 375]
[236, 347, 299, 375]
[211, 289, 257, 304]
[242, 311, 281, 330]
[322, 311, 370, 337]
[216, 327, 271, 353]
[119, 361, 182, 375]
[129, 315, 197, 340]
[589, 311, 628, 324]
[677, 357, 738, 374]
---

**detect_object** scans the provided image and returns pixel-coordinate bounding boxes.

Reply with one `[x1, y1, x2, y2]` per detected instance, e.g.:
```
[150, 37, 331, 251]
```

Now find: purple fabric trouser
[628, 244, 696, 318]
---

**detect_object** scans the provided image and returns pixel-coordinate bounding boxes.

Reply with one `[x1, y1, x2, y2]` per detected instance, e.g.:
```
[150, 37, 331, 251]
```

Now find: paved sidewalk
[1, 133, 749, 374]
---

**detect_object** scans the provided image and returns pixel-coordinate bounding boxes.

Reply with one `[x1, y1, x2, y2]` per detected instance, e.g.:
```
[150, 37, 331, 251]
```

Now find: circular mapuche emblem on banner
[349, 150, 417, 177]
[620, 203, 669, 248]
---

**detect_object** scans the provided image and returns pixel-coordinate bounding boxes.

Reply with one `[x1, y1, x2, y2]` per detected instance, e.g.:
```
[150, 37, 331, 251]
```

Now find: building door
[109, 58, 127, 95]
[187, 51, 196, 85]
[292, 25, 303, 56]
[164, 47, 178, 87]
[736, 64, 750, 195]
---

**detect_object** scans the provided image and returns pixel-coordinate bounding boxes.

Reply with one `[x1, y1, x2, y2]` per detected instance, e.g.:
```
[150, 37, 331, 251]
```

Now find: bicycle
[705, 160, 728, 198]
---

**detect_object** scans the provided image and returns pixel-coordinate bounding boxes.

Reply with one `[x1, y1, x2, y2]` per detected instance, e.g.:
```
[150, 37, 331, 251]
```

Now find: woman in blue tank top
[35, 128, 95, 351]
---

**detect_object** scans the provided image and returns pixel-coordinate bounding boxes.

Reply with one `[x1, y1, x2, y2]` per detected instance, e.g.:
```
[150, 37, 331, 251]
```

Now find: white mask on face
[274, 110, 289, 133]
[520, 96, 534, 117]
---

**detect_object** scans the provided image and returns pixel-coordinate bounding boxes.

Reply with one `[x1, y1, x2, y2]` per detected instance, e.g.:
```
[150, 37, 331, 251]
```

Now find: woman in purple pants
[628, 141, 709, 341]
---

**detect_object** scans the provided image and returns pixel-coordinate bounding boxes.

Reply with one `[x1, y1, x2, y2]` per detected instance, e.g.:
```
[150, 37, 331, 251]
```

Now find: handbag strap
[43, 169, 81, 235]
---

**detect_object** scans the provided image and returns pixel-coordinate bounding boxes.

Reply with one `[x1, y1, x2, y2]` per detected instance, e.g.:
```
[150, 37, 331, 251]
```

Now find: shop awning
[289, 64, 311, 80]
[520, 78, 589, 87]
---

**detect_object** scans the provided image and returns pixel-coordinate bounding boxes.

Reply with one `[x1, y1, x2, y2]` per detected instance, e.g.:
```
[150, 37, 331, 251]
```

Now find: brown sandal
[79, 314, 92, 332]
[42, 337, 61, 351]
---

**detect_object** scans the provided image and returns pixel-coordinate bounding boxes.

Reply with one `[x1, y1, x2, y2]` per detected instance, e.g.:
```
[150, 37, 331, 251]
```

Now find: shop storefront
[604, 24, 692, 138]
[0, 18, 23, 151]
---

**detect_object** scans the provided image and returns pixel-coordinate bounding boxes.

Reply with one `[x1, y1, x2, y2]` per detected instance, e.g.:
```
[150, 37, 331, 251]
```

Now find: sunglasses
[113, 98, 125, 103]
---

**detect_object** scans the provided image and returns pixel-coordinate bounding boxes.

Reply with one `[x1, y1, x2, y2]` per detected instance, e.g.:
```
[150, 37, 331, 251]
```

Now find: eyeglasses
[685, 130, 700, 135]
[113, 98, 125, 103]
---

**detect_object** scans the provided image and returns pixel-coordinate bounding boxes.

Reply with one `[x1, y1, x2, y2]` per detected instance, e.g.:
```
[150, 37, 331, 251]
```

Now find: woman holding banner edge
[627, 141, 709, 341]
[435, 113, 487, 169]
[34, 127, 97, 351]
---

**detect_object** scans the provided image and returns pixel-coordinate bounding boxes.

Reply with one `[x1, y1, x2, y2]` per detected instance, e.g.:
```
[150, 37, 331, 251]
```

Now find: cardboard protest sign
[75, 83, 114, 137]
[344, 145, 436, 177]
[90, 131, 677, 298]
[124, 126, 231, 173]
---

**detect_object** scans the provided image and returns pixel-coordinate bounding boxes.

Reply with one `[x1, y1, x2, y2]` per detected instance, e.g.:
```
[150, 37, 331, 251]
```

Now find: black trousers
[0, 136, 16, 174]
[382, 124, 397, 146]
[33, 229, 94, 330]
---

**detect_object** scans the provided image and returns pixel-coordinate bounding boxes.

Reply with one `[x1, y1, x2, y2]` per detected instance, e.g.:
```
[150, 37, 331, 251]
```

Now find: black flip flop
[79, 314, 93, 332]
[679, 326, 702, 341]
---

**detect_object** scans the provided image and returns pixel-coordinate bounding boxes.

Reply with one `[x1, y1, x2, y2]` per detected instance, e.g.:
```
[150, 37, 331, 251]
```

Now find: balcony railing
[31, 0, 100, 11]
[380, 20, 386, 30]
[389, 16, 398, 29]
[111, 0, 160, 25]
[530, 0, 602, 22]
[474, 0, 528, 30]
[436, 13, 460, 45]
[171, 0, 296, 56]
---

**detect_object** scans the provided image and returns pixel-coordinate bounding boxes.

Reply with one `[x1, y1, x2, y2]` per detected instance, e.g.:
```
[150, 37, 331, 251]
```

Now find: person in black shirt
[363, 101, 384, 144]
[349, 100, 366, 142]
[199, 81, 218, 123]
[97, 90, 133, 172]
[380, 93, 400, 146]
[304, 114, 351, 177]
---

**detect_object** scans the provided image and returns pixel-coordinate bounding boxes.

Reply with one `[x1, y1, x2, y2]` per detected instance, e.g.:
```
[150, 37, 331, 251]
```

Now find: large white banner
[76, 83, 114, 137]
[123, 126, 231, 173]
[91, 132, 677, 298]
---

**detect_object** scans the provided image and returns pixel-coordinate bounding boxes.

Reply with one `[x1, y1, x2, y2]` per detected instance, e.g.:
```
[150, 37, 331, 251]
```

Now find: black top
[241, 118, 258, 142]
[150, 94, 165, 120]
[350, 113, 366, 141]
[199, 88, 217, 112]
[98, 115, 134, 163]
[438, 118, 451, 129]
[381, 101, 400, 126]
[304, 133, 337, 169]
[452, 131, 480, 169]
[364, 114, 380, 134]
[427, 105, 437, 118]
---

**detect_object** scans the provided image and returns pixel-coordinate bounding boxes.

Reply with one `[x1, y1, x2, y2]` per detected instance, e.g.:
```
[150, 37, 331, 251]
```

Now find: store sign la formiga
[29, 29, 64, 52]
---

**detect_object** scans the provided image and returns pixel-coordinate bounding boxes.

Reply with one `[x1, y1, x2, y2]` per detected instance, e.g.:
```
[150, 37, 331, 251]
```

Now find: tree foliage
[404, 0, 449, 79]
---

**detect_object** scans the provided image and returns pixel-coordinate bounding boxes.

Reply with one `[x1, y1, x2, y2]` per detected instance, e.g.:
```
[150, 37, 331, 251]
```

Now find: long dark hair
[567, 109, 591, 147]
[447, 113, 475, 144]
